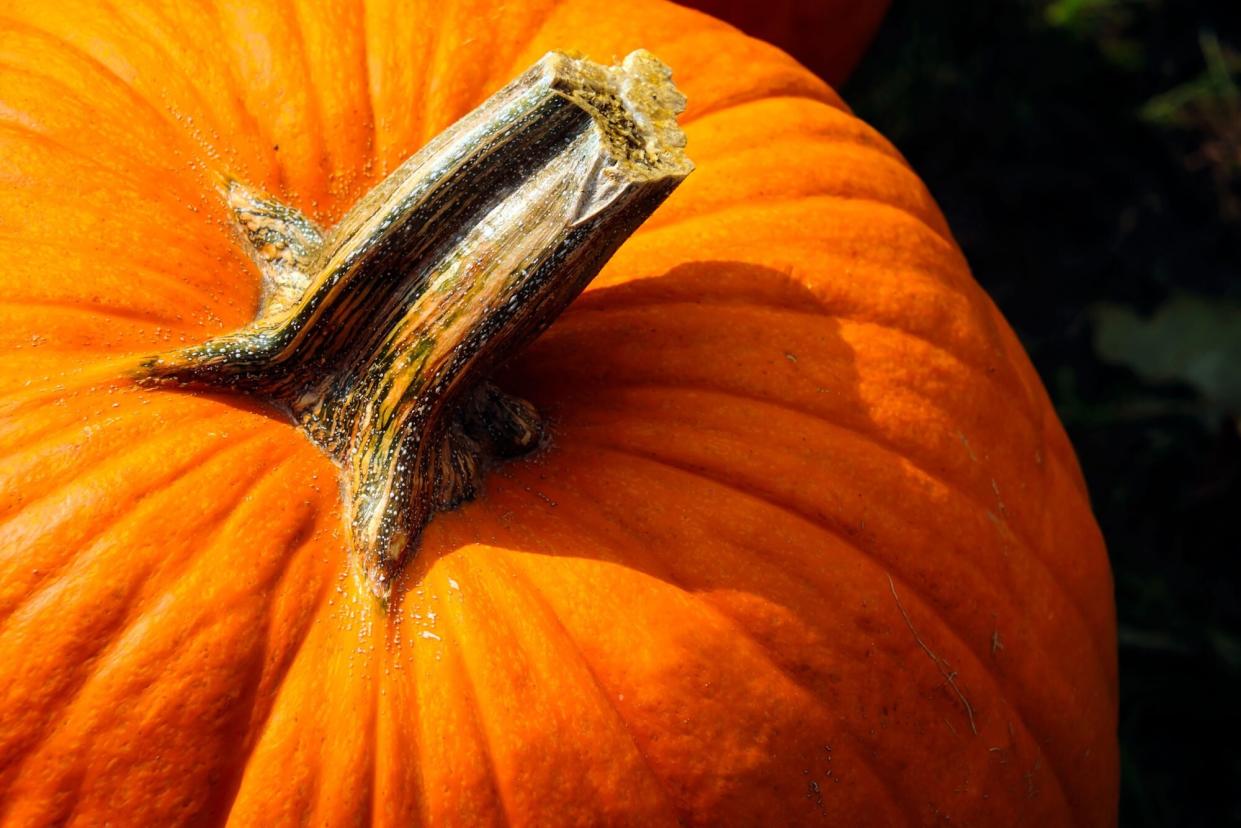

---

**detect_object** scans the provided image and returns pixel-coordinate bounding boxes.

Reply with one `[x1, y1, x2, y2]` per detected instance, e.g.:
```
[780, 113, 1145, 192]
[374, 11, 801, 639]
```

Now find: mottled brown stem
[138, 50, 692, 599]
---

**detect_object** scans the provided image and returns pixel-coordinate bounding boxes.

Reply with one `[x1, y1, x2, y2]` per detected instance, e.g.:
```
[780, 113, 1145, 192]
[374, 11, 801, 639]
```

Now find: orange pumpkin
[0, 1, 1117, 825]
[681, 0, 892, 84]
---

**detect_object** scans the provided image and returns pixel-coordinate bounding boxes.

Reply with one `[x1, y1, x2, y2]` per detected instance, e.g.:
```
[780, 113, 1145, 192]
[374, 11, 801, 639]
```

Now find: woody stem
[138, 50, 692, 599]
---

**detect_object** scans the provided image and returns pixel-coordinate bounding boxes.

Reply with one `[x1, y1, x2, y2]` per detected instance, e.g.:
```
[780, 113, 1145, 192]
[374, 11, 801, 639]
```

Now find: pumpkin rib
[501, 0, 572, 87]
[644, 148, 950, 242]
[225, 536, 331, 816]
[416, 0, 502, 154]
[490, 486, 894, 821]
[560, 429, 1018, 669]
[45, 466, 325, 828]
[655, 27, 844, 113]
[676, 89, 842, 133]
[373, 628, 426, 828]
[90, 0, 250, 173]
[555, 298, 1040, 441]
[354, 0, 377, 182]
[665, 129, 906, 185]
[684, 84, 838, 127]
[601, 223, 974, 310]
[0, 420, 274, 629]
[560, 394, 1106, 724]
[276, 0, 329, 201]
[223, 583, 381, 827]
[571, 377, 1079, 596]
[284, 0, 374, 206]
[0, 357, 164, 410]
[36, 0, 249, 178]
[0, 411, 277, 619]
[431, 1, 567, 162]
[589, 270, 1031, 419]
[614, 195, 966, 274]
[686, 121, 901, 168]
[493, 451, 1077, 822]
[368, 626, 381, 828]
[357, 0, 382, 175]
[560, 375, 1043, 551]
[0, 364, 150, 434]
[394, 557, 508, 827]
[0, 299, 196, 331]
[88, 437, 298, 632]
[0, 24, 182, 148]
[360, 0, 429, 176]
[434, 554, 523, 828]
[291, 0, 378, 205]
[446, 492, 897, 823]
[14, 434, 278, 712]
[0, 96, 199, 207]
[0, 429, 284, 817]
[608, 238, 980, 337]
[0, 15, 219, 172]
[506, 4, 844, 126]
[0, 393, 124, 458]
[235, 516, 334, 763]
[430, 514, 693, 823]
[492, 555, 689, 823]
[0, 195, 234, 287]
[560, 386, 1113, 708]
[0, 402, 243, 524]
[637, 191, 954, 253]
[207, 3, 293, 198]
[94, 0, 278, 183]
[572, 266, 1011, 405]
[0, 398, 226, 522]
[566, 438, 1081, 814]
[207, 1, 336, 209]
[0, 159, 242, 283]
[0, 235, 237, 319]
[415, 6, 453, 152]
[0, 122, 207, 220]
[499, 484, 926, 824]
[683, 96, 898, 159]
[639, 196, 945, 253]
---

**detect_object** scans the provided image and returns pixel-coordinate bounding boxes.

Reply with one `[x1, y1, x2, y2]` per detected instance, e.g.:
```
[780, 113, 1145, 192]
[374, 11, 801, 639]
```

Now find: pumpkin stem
[137, 50, 692, 599]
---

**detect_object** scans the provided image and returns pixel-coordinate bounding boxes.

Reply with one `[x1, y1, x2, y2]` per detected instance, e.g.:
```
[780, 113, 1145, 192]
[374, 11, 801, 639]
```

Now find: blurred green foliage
[1094, 294, 1241, 414]
[847, 1, 1241, 824]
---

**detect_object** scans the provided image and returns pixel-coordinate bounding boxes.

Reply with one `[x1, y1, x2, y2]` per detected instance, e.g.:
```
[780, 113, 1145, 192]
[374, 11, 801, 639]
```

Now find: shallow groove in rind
[558, 379, 1107, 672]
[566, 438, 1078, 817]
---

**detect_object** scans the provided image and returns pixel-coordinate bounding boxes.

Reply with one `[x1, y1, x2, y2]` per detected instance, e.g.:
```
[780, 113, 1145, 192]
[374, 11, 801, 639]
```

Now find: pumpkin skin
[0, 0, 1117, 825]
[680, 0, 891, 84]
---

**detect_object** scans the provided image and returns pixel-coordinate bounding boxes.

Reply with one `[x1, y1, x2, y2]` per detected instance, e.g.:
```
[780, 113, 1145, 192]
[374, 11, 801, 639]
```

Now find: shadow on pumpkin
[387, 260, 934, 820]
[412, 257, 880, 674]
[388, 257, 1110, 825]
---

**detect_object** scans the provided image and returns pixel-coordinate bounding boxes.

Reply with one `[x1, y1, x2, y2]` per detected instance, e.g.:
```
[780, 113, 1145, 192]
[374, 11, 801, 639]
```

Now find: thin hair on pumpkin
[887, 573, 979, 735]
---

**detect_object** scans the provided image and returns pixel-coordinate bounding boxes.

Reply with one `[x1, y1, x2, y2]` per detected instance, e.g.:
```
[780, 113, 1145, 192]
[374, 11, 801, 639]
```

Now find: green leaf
[1140, 32, 1241, 128]
[1092, 294, 1241, 410]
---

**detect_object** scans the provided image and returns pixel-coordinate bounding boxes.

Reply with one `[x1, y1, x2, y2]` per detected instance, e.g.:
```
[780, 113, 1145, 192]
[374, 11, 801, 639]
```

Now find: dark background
[845, 1, 1241, 824]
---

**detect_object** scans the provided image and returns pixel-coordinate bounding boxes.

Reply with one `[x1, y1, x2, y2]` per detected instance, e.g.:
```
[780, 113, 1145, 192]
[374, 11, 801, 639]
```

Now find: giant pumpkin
[0, 1, 1117, 825]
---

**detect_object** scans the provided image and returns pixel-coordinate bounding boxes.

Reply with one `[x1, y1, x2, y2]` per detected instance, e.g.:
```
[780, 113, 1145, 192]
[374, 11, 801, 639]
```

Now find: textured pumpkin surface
[681, 0, 891, 84]
[0, 0, 1117, 825]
